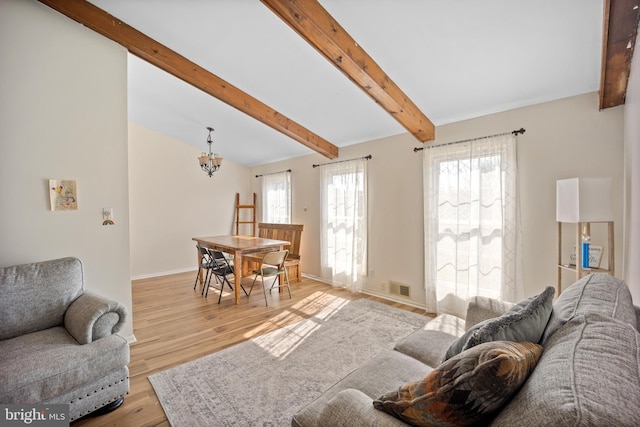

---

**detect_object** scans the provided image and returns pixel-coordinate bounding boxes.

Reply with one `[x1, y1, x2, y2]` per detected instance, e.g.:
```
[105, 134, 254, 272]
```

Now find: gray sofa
[293, 273, 640, 426]
[0, 257, 130, 421]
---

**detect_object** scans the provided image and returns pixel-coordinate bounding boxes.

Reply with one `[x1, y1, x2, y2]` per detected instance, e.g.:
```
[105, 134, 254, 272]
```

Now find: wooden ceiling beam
[599, 0, 640, 109]
[261, 0, 435, 143]
[37, 0, 339, 159]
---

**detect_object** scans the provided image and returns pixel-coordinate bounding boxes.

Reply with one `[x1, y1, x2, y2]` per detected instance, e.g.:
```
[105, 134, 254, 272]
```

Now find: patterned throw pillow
[443, 286, 554, 361]
[373, 341, 543, 427]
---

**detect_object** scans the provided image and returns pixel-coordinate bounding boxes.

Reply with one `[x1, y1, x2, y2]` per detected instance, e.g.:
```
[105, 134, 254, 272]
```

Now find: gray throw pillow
[443, 286, 555, 361]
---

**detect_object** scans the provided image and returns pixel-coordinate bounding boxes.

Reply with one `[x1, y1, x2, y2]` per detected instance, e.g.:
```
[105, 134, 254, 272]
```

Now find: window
[320, 159, 368, 291]
[262, 172, 291, 224]
[423, 134, 522, 317]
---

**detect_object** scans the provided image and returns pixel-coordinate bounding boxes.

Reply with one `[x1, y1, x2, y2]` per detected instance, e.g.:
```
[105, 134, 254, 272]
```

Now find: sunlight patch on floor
[251, 318, 322, 359]
[291, 291, 350, 318]
[246, 292, 352, 359]
[244, 309, 306, 339]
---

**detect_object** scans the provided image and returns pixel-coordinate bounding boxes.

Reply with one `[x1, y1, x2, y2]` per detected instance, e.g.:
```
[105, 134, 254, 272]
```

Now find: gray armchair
[0, 257, 130, 421]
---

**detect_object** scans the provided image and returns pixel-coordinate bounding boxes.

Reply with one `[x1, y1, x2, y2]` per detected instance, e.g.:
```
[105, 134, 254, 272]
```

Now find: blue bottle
[581, 234, 590, 269]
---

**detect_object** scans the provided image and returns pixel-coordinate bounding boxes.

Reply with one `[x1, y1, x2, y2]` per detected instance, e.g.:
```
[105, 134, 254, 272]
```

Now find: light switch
[102, 208, 115, 225]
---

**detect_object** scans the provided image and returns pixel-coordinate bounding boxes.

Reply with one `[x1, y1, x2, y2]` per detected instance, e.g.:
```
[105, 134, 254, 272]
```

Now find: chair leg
[194, 266, 202, 290]
[206, 272, 221, 298]
[239, 282, 249, 296]
[248, 275, 258, 297]
[267, 272, 291, 299]
[204, 272, 212, 297]
[201, 269, 209, 296]
[217, 276, 225, 304]
[262, 276, 269, 306]
[268, 276, 279, 293]
[284, 268, 292, 299]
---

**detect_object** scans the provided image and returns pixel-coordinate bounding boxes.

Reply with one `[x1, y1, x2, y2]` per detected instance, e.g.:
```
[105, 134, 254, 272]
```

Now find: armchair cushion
[65, 292, 127, 344]
[0, 326, 129, 403]
[0, 257, 84, 340]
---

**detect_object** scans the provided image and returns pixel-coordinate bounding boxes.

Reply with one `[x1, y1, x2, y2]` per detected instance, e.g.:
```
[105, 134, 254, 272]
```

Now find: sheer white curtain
[423, 134, 522, 317]
[320, 159, 368, 291]
[261, 172, 291, 224]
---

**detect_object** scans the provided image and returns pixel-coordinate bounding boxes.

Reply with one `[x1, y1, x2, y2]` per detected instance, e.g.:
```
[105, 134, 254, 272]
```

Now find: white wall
[0, 0, 133, 336]
[623, 32, 640, 303]
[128, 122, 251, 278]
[251, 92, 624, 307]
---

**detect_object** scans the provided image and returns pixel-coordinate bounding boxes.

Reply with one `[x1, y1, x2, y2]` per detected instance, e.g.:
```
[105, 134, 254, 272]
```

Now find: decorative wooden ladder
[235, 193, 257, 236]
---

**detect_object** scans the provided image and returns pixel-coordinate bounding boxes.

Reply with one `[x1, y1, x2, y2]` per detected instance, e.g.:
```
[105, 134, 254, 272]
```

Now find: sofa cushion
[0, 326, 129, 403]
[490, 313, 640, 427]
[542, 273, 637, 344]
[0, 257, 84, 340]
[394, 314, 463, 366]
[374, 341, 542, 427]
[318, 389, 408, 427]
[292, 350, 433, 427]
[464, 296, 515, 331]
[443, 286, 554, 361]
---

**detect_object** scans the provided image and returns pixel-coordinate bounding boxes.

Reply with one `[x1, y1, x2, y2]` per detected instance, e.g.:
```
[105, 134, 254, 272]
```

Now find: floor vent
[389, 281, 411, 298]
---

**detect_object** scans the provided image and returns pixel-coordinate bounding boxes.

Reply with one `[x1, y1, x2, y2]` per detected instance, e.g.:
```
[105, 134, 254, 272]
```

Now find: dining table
[192, 235, 290, 304]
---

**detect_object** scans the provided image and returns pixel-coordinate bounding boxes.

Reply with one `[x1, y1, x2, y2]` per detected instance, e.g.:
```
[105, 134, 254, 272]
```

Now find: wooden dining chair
[247, 250, 291, 306]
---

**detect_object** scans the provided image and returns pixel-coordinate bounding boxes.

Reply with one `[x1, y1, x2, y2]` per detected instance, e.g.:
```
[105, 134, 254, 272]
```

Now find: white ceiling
[89, 0, 604, 167]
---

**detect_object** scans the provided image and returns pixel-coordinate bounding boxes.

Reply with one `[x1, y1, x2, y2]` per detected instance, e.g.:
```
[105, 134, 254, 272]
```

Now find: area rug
[148, 297, 428, 426]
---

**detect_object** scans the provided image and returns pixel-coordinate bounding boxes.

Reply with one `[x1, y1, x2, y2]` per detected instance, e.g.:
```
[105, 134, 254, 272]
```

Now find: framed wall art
[49, 179, 78, 211]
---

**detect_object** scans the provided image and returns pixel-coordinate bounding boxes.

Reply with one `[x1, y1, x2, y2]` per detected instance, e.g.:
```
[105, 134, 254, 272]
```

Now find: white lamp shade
[556, 178, 613, 222]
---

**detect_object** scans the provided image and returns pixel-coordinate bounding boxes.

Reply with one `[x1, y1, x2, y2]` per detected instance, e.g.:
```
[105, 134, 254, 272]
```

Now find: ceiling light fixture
[198, 127, 223, 177]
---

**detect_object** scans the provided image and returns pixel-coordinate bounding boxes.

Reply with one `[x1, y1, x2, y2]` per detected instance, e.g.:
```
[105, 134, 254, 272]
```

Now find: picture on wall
[49, 179, 78, 211]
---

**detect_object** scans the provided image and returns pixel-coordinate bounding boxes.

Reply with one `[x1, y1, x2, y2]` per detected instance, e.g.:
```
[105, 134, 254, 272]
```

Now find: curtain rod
[312, 154, 372, 168]
[413, 128, 525, 152]
[255, 169, 291, 178]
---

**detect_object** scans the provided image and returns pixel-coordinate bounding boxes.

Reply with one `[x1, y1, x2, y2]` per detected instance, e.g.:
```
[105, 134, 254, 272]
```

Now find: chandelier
[198, 127, 223, 177]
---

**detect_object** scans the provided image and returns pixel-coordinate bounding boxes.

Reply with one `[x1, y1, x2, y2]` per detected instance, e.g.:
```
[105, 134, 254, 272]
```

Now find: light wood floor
[73, 272, 426, 426]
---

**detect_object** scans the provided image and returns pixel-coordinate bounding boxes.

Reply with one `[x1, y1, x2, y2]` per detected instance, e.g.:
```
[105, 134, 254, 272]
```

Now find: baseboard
[123, 334, 137, 344]
[131, 268, 196, 281]
[301, 273, 427, 310]
[300, 272, 334, 285]
[360, 288, 427, 310]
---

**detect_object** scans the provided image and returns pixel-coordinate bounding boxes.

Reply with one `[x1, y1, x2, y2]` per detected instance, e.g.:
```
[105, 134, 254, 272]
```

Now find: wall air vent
[389, 281, 411, 298]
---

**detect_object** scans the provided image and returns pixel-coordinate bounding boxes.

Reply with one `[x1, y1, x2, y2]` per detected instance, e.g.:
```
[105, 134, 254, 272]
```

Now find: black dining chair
[193, 245, 214, 293]
[205, 250, 248, 303]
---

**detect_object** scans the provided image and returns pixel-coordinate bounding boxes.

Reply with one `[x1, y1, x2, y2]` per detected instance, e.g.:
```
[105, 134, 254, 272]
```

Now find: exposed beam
[599, 0, 640, 109]
[261, 0, 435, 143]
[37, 0, 339, 159]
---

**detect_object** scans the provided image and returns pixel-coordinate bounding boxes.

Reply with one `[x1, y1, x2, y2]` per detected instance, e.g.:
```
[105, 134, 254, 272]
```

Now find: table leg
[234, 250, 242, 304]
